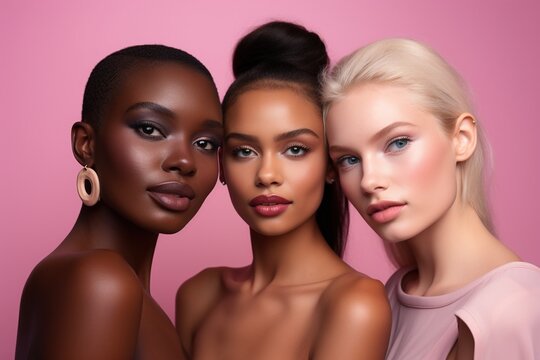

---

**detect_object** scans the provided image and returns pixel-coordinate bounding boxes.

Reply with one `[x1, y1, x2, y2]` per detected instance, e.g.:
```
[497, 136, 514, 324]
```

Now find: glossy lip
[366, 200, 406, 224]
[147, 182, 195, 212]
[249, 195, 293, 217]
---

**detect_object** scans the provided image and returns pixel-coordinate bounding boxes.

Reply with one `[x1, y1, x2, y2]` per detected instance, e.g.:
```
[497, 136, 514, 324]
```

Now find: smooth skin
[176, 88, 391, 360]
[326, 83, 519, 359]
[16, 63, 222, 360]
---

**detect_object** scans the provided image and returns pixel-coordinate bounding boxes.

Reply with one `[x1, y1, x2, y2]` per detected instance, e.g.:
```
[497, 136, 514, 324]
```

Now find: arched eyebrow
[328, 121, 415, 153]
[125, 102, 222, 129]
[274, 128, 319, 141]
[125, 102, 174, 117]
[225, 128, 319, 144]
[371, 121, 415, 143]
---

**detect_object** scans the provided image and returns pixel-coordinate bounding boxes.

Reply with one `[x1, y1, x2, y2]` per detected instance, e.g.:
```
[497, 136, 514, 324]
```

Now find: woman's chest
[192, 290, 323, 360]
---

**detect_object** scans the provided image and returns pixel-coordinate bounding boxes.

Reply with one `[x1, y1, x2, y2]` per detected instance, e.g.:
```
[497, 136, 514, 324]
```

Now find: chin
[373, 223, 419, 244]
[143, 214, 195, 235]
[249, 222, 295, 237]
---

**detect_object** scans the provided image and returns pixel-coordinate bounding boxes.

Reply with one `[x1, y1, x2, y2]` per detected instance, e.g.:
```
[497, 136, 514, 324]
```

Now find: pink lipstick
[367, 200, 405, 224]
[249, 195, 292, 217]
[147, 182, 195, 212]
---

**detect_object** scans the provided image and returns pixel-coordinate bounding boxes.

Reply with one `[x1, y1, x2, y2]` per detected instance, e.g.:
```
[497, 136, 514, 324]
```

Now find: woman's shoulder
[311, 271, 391, 359]
[175, 266, 242, 354]
[462, 261, 540, 312]
[17, 250, 144, 358]
[315, 270, 391, 336]
[455, 262, 540, 357]
[320, 270, 390, 318]
[27, 249, 142, 300]
[176, 265, 242, 301]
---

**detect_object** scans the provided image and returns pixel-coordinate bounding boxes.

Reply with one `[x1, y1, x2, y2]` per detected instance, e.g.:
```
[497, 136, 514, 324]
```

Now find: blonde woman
[323, 39, 540, 359]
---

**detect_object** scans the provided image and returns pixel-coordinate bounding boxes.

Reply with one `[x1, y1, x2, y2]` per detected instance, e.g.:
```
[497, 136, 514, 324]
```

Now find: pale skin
[176, 88, 391, 360]
[326, 83, 520, 359]
[15, 63, 223, 360]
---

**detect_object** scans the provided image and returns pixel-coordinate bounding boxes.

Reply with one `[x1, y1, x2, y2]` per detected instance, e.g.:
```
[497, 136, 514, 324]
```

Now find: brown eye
[232, 147, 256, 158]
[132, 121, 165, 139]
[141, 125, 156, 135]
[194, 139, 218, 152]
[285, 145, 309, 157]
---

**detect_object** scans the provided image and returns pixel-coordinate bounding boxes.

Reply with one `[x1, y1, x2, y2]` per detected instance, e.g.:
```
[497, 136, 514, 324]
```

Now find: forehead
[225, 88, 322, 135]
[109, 62, 221, 119]
[328, 84, 427, 133]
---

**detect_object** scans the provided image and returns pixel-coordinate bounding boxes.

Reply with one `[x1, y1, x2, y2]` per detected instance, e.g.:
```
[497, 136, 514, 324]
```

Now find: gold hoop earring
[77, 165, 100, 206]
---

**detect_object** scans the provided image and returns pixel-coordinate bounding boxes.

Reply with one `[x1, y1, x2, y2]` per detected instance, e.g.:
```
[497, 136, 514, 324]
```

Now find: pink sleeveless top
[385, 262, 540, 359]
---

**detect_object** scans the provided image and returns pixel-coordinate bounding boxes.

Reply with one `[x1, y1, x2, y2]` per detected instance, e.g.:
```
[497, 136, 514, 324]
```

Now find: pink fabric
[385, 262, 540, 359]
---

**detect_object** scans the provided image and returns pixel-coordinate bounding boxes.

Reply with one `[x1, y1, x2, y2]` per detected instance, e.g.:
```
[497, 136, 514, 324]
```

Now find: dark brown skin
[16, 62, 222, 360]
[176, 88, 391, 360]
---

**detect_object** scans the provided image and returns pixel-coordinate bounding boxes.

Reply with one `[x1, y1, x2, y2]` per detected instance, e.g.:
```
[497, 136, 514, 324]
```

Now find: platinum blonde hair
[323, 38, 493, 266]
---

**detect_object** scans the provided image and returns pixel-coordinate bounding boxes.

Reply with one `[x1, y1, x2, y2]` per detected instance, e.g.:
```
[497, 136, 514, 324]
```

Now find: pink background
[2, 0, 539, 357]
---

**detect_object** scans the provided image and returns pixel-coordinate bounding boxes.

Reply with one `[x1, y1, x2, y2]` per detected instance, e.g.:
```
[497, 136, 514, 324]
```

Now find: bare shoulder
[30, 249, 142, 300]
[176, 265, 251, 312]
[17, 250, 143, 359]
[175, 266, 233, 354]
[175, 266, 228, 316]
[321, 271, 390, 320]
[311, 271, 391, 360]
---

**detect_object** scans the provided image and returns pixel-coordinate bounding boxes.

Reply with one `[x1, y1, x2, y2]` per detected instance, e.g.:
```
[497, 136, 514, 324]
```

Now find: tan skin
[15, 62, 222, 360]
[326, 83, 519, 360]
[176, 88, 391, 360]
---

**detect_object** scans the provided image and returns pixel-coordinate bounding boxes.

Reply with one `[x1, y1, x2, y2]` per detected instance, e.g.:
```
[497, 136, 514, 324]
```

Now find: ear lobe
[71, 121, 96, 166]
[453, 113, 477, 162]
[218, 147, 226, 185]
[325, 164, 337, 184]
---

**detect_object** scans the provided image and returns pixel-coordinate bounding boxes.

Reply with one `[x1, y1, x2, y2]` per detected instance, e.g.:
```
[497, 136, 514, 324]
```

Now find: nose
[360, 155, 387, 194]
[256, 154, 282, 187]
[163, 137, 196, 176]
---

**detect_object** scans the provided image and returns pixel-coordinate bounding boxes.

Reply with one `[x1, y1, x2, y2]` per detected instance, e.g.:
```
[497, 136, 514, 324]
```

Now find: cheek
[399, 138, 457, 217]
[289, 155, 326, 188]
[222, 159, 252, 206]
[337, 169, 363, 209]
[97, 137, 154, 191]
[193, 153, 219, 193]
[407, 139, 455, 191]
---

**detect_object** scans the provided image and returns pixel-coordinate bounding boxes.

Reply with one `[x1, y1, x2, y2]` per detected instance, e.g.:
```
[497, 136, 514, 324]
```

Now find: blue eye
[387, 137, 411, 152]
[337, 156, 360, 168]
[285, 145, 309, 157]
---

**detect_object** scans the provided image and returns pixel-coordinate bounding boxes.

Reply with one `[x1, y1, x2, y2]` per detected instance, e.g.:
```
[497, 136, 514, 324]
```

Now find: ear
[325, 164, 336, 185]
[453, 113, 477, 163]
[71, 122, 96, 166]
[218, 147, 226, 185]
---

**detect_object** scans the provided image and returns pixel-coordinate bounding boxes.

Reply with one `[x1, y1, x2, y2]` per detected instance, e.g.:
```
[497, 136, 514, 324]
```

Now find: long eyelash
[288, 144, 311, 152]
[291, 143, 311, 150]
[386, 136, 411, 150]
[336, 155, 359, 166]
[131, 120, 165, 137]
[231, 145, 255, 156]
[196, 137, 221, 150]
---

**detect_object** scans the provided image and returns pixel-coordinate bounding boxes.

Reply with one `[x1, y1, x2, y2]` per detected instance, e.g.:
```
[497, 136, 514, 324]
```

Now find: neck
[246, 216, 346, 293]
[405, 201, 518, 295]
[63, 204, 159, 290]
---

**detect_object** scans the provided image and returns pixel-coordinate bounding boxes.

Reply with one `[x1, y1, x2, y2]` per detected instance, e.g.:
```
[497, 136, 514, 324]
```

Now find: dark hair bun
[232, 21, 328, 80]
